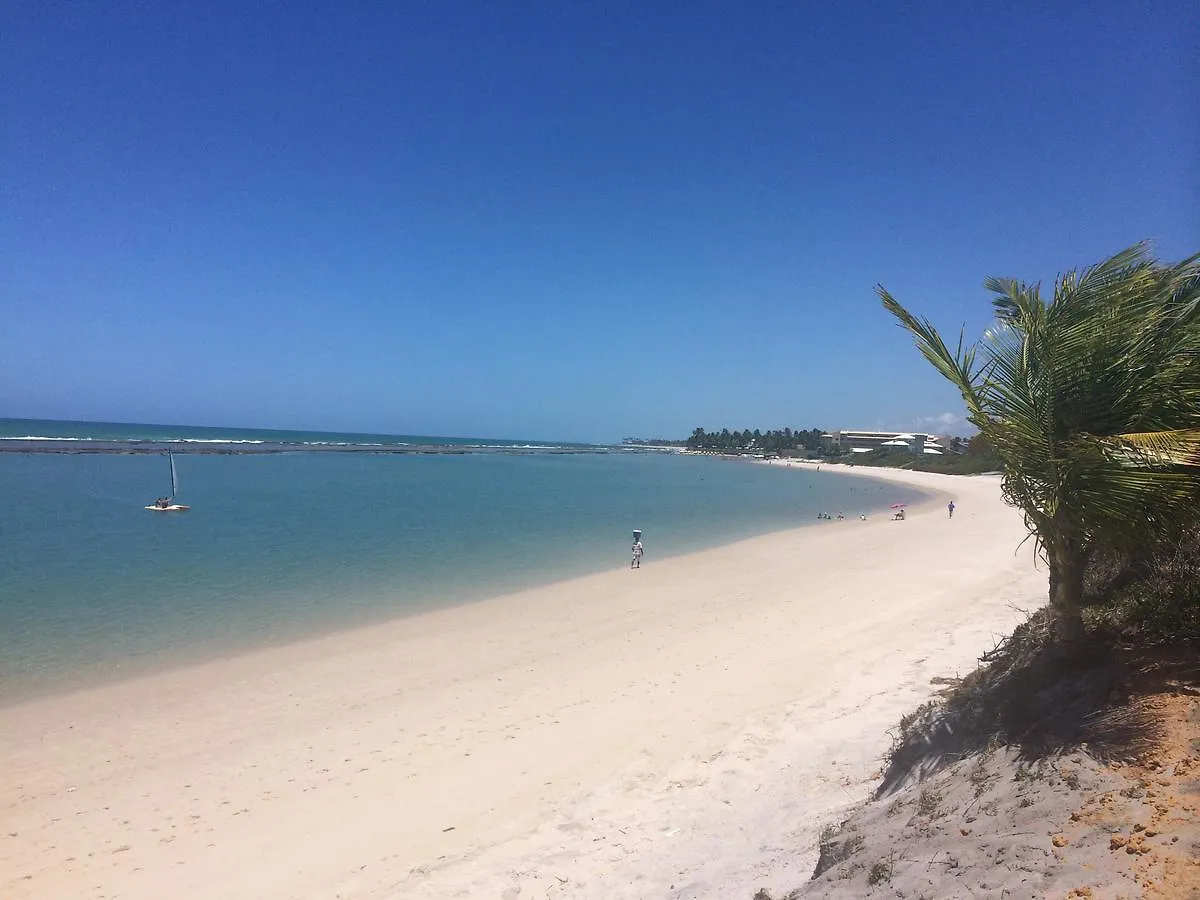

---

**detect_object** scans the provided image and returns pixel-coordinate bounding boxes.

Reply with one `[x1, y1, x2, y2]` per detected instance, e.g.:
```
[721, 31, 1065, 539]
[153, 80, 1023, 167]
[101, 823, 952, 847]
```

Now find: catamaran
[145, 450, 191, 511]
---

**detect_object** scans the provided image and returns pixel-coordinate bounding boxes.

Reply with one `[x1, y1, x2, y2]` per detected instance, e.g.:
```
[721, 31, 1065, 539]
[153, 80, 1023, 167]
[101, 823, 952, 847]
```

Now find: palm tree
[878, 244, 1200, 642]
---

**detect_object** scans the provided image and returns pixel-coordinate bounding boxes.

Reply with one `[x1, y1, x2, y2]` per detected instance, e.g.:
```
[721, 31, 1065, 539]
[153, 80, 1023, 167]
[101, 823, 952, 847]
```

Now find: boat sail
[145, 450, 191, 511]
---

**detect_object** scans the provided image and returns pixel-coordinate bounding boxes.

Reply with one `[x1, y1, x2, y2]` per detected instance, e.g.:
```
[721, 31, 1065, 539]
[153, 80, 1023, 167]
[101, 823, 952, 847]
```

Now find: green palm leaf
[878, 243, 1200, 642]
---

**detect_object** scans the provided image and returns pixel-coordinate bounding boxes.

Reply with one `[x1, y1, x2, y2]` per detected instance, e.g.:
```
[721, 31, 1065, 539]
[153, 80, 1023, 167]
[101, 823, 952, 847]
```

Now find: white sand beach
[0, 467, 1047, 899]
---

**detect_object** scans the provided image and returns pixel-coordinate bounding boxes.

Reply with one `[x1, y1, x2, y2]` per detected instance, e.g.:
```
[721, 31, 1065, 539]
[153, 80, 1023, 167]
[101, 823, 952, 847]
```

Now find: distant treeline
[623, 427, 825, 453]
[684, 427, 828, 454]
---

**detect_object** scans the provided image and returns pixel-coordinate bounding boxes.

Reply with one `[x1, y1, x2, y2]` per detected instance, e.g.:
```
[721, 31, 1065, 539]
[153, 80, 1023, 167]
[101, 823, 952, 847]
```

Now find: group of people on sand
[626, 501, 957, 569]
[814, 501, 955, 524]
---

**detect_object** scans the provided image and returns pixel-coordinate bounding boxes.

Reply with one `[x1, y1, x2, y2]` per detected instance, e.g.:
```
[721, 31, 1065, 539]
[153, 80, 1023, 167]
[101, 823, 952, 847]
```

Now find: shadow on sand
[877, 611, 1200, 798]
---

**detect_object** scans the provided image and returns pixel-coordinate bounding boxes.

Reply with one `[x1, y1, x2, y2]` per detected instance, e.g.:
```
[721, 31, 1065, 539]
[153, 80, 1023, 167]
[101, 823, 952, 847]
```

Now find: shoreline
[2, 460, 932, 707]
[0, 468, 1045, 899]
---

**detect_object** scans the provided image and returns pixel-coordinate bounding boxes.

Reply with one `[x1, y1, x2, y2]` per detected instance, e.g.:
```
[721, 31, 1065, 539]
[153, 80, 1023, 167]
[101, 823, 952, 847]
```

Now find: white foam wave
[2, 435, 566, 450]
[302, 441, 392, 447]
[0, 435, 93, 441]
[163, 438, 267, 444]
[1, 435, 270, 444]
[464, 443, 564, 450]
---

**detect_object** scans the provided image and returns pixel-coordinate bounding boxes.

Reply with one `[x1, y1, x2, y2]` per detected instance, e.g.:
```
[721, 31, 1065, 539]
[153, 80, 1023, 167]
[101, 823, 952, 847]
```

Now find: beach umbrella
[889, 503, 907, 509]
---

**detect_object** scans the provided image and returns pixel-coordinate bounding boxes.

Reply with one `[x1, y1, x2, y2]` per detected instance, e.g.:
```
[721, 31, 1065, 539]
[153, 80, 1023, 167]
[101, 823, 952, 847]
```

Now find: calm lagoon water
[0, 450, 924, 701]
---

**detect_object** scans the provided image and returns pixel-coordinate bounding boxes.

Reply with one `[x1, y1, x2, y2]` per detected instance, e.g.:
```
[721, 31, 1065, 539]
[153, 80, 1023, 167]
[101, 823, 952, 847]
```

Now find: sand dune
[0, 466, 1047, 899]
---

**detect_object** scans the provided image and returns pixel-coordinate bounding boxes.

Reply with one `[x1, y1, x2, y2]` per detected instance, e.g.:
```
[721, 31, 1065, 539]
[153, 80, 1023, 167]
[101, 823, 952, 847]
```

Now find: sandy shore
[0, 466, 1047, 899]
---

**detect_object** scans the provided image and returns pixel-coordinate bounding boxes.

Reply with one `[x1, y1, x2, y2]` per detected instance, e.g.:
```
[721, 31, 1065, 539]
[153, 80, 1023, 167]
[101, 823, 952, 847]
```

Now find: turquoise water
[0, 430, 926, 703]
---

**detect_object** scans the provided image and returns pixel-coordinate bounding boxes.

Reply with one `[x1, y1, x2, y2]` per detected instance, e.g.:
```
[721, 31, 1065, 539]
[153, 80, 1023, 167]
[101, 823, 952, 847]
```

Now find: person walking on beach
[948, 500, 956, 519]
[631, 539, 644, 569]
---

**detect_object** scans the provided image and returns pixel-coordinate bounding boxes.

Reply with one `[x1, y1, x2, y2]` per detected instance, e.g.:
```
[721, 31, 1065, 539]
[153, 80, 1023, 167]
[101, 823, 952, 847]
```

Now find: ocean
[0, 419, 927, 703]
[0, 417, 593, 452]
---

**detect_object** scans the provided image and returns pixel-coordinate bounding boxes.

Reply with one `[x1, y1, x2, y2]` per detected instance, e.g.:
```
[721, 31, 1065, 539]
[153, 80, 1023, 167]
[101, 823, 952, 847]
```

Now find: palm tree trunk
[1047, 542, 1086, 643]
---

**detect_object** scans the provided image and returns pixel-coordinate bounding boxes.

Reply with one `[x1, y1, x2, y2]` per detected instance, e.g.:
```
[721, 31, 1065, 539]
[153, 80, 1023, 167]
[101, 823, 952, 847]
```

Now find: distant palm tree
[878, 244, 1200, 642]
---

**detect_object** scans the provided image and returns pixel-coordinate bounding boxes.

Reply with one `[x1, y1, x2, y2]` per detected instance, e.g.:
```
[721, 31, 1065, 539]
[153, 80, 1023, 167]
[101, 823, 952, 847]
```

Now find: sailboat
[145, 450, 191, 511]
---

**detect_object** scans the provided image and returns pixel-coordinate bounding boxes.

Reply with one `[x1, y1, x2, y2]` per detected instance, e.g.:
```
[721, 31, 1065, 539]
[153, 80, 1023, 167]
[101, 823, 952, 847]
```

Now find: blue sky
[3, 2, 1196, 442]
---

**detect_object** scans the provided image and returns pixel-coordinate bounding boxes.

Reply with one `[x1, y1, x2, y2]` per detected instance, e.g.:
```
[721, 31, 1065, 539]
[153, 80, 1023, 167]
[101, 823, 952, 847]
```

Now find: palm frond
[879, 242, 1200, 564]
[876, 285, 988, 423]
[1109, 430, 1200, 467]
[984, 277, 1041, 324]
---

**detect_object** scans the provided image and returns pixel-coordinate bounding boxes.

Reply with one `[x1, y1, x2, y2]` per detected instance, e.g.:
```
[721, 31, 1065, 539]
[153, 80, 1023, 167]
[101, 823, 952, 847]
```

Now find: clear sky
[3, 2, 1197, 443]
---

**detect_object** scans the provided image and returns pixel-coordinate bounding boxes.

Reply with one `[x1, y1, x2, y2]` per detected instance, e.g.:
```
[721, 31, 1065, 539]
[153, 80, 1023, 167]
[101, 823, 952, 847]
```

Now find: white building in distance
[821, 430, 945, 455]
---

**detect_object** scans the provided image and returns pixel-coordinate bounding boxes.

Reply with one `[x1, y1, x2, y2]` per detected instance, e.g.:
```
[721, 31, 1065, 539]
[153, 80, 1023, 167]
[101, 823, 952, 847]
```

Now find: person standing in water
[948, 500, 956, 519]
[631, 539, 644, 569]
